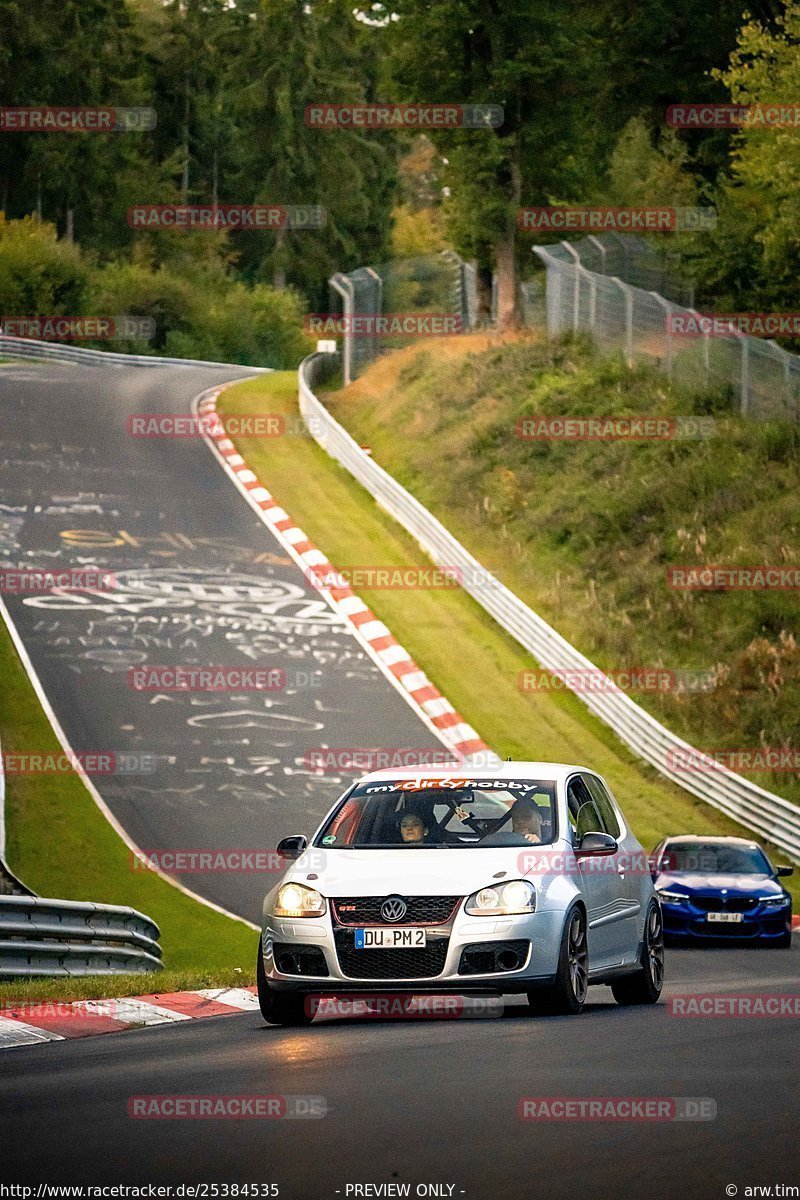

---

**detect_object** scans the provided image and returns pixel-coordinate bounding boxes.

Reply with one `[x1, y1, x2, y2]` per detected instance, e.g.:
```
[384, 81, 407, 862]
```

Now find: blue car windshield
[314, 778, 558, 849]
[663, 843, 771, 875]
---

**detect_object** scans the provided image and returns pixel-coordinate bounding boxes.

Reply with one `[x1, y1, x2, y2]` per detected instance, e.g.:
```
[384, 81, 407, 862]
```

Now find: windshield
[314, 778, 557, 849]
[662, 842, 771, 875]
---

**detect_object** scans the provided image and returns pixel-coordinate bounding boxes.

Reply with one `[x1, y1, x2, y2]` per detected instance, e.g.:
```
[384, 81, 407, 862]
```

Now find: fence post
[780, 345, 796, 419]
[739, 333, 750, 416]
[329, 272, 355, 386]
[561, 240, 581, 332]
[650, 292, 674, 380]
[587, 235, 606, 276]
[610, 276, 634, 366]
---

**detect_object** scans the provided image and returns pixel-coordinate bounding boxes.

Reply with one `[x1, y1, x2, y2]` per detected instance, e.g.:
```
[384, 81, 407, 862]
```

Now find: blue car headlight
[758, 895, 790, 908]
[657, 889, 688, 905]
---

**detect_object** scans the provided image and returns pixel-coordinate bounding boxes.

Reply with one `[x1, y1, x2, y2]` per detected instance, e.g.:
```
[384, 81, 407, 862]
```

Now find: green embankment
[218, 360, 800, 903]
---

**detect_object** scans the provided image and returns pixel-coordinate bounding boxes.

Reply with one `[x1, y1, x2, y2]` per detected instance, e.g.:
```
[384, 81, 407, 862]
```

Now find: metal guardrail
[299, 351, 800, 863]
[0, 334, 272, 372]
[0, 896, 163, 977]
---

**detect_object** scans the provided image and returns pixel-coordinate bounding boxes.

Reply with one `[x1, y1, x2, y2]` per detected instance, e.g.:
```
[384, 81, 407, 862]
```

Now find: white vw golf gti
[257, 762, 664, 1024]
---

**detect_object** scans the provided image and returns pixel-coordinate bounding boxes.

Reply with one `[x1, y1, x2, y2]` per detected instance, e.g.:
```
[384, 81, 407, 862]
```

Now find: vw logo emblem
[381, 896, 408, 923]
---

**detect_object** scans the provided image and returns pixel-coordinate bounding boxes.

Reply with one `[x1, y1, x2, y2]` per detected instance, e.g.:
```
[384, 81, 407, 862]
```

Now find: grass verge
[219, 362, 800, 905]
[0, 966, 253, 1008]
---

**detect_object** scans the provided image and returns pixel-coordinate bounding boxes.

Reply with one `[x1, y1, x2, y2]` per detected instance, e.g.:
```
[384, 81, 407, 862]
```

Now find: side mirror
[776, 865, 794, 878]
[277, 834, 308, 861]
[575, 831, 618, 857]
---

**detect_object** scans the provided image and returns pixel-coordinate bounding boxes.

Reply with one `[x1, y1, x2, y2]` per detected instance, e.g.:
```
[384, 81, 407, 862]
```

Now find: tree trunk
[180, 76, 190, 202]
[65, 208, 74, 242]
[272, 227, 286, 289]
[494, 149, 521, 328]
[494, 231, 516, 328]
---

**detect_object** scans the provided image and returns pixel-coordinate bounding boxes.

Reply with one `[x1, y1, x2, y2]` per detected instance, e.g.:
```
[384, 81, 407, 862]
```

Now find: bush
[0, 215, 88, 317]
[0, 217, 312, 368]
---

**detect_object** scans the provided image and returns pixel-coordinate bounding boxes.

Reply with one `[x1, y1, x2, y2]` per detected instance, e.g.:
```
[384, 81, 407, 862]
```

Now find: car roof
[661, 834, 759, 847]
[354, 761, 591, 785]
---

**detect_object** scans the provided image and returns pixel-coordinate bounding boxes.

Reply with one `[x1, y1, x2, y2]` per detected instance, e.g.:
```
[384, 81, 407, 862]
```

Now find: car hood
[284, 846, 538, 897]
[655, 871, 782, 896]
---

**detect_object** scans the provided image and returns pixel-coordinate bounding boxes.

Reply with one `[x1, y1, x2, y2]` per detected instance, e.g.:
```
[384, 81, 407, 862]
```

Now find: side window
[583, 775, 622, 839]
[566, 776, 603, 841]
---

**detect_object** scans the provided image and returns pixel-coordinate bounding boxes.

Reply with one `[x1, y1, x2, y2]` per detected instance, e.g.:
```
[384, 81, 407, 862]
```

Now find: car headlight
[759, 895, 790, 907]
[657, 889, 688, 905]
[464, 879, 536, 916]
[273, 883, 327, 918]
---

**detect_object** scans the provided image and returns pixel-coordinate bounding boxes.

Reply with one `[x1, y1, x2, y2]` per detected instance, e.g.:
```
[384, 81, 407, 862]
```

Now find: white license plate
[706, 911, 743, 923]
[354, 927, 427, 949]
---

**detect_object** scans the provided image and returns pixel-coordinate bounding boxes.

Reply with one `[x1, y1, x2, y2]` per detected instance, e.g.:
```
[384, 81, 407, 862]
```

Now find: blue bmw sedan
[650, 835, 793, 946]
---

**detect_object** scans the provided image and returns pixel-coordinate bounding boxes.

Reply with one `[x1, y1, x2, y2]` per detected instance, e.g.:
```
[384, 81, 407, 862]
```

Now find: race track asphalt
[0, 361, 444, 920]
[1, 944, 797, 1198]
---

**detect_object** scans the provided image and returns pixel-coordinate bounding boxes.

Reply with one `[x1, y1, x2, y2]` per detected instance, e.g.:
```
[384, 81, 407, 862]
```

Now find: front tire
[611, 902, 665, 1006]
[256, 936, 313, 1026]
[528, 905, 588, 1016]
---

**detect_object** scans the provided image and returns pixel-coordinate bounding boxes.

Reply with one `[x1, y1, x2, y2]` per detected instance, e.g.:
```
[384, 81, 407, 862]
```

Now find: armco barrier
[0, 896, 163, 977]
[299, 351, 800, 863]
[0, 334, 272, 372]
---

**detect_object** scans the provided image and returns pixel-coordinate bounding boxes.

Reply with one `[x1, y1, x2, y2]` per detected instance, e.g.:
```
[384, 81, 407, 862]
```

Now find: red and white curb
[0, 986, 260, 1050]
[194, 385, 496, 765]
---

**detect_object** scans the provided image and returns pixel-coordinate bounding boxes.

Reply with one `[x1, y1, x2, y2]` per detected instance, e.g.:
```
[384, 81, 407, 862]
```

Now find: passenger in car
[510, 797, 543, 844]
[399, 812, 428, 843]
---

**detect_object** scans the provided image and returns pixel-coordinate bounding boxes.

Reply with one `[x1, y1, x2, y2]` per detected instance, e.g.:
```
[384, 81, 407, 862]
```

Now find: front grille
[331, 896, 461, 926]
[692, 896, 757, 913]
[333, 929, 449, 979]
